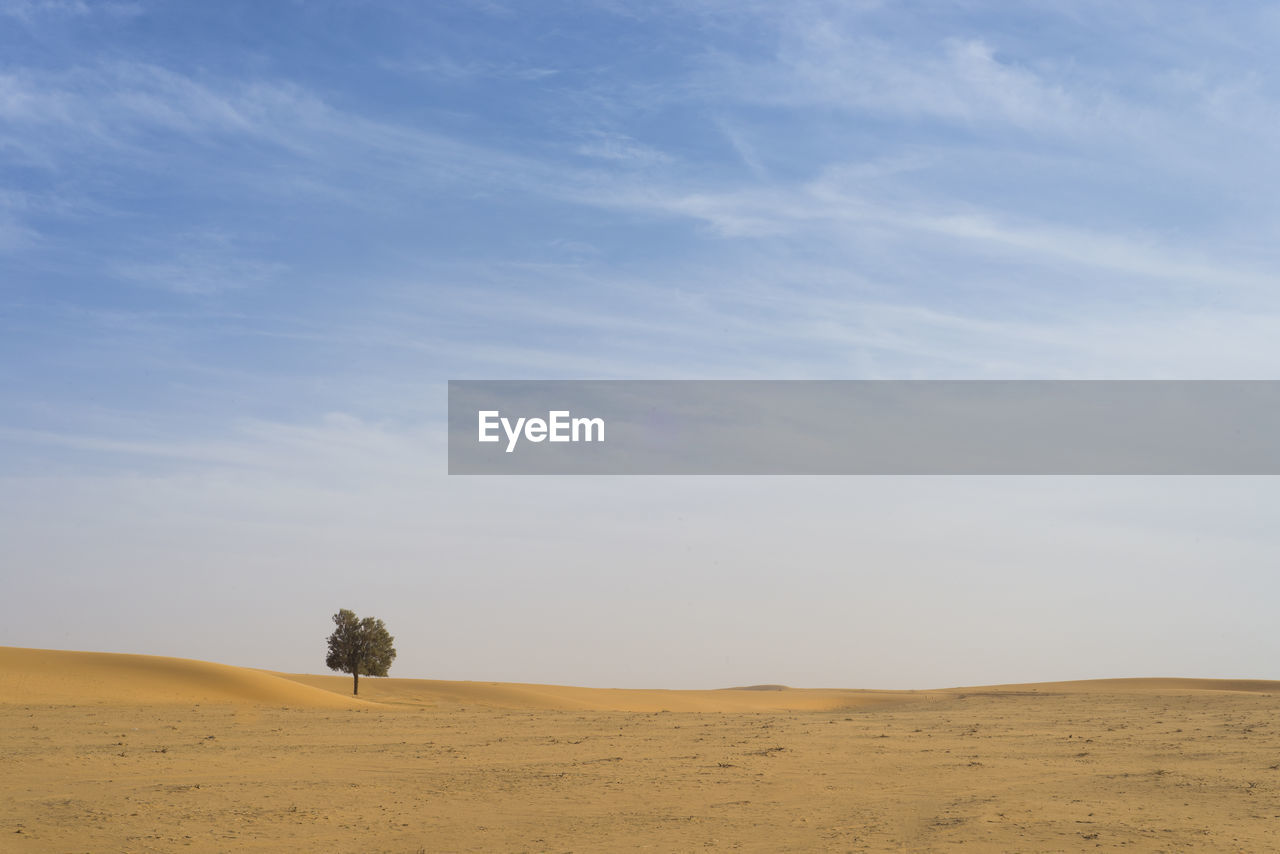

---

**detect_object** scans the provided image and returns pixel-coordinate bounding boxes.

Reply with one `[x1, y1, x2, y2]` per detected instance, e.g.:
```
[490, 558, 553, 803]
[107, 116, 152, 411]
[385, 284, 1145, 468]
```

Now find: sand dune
[949, 677, 1280, 695]
[278, 672, 941, 712]
[0, 647, 364, 708]
[9, 645, 932, 711]
[6, 646, 1277, 711]
[2, 646, 932, 711]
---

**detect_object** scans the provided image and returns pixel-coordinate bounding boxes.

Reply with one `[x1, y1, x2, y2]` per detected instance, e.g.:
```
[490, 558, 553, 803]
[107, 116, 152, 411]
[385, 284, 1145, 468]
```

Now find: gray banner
[447, 381, 1280, 474]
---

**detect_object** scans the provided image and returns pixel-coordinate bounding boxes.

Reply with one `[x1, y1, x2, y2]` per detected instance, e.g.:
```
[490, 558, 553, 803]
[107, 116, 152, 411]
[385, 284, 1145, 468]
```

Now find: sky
[2, 0, 1279, 689]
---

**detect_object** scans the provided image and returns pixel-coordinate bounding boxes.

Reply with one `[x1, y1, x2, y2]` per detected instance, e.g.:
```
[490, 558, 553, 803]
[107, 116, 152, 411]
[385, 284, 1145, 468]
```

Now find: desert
[3, 646, 1279, 852]
[8, 2, 1280, 851]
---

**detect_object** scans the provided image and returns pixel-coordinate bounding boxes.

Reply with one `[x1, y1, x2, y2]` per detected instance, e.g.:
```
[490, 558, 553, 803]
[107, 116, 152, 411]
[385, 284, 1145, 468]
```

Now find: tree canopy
[325, 609, 396, 696]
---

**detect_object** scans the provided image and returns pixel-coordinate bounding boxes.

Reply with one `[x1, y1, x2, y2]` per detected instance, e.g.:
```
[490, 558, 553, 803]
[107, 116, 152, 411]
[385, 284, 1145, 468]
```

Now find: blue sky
[3, 1, 1280, 687]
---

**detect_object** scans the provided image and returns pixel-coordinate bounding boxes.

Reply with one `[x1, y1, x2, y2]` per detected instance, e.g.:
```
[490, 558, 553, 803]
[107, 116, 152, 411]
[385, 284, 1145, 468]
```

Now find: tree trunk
[353, 669, 359, 696]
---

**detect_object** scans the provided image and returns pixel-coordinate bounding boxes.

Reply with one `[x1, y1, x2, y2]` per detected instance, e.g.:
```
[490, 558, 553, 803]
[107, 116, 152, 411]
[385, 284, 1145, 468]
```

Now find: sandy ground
[3, 648, 1280, 852]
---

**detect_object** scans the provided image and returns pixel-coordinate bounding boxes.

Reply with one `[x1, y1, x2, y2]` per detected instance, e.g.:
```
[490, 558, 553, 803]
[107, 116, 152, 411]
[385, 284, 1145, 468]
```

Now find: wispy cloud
[713, 117, 768, 179]
[0, 191, 39, 251]
[0, 0, 140, 20]
[383, 56, 559, 82]
[111, 254, 284, 296]
[5, 3, 1280, 395]
[573, 130, 672, 166]
[712, 31, 1080, 132]
[0, 64, 295, 160]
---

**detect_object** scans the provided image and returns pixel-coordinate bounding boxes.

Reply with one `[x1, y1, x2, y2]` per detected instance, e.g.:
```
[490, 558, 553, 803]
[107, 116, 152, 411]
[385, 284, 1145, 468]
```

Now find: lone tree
[325, 609, 397, 696]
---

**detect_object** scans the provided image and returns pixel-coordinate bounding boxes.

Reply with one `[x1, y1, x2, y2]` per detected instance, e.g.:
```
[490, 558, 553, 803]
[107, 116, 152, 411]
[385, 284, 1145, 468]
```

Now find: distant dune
[0, 647, 364, 708]
[0, 646, 936, 711]
[948, 677, 1280, 695]
[278, 672, 940, 712]
[3, 647, 1277, 711]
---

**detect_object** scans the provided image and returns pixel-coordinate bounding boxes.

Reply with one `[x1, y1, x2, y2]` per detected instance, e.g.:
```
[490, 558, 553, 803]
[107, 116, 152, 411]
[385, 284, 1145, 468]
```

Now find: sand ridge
[0, 647, 365, 708]
[277, 672, 944, 712]
[6, 646, 1279, 711]
[2, 646, 942, 711]
[945, 677, 1280, 695]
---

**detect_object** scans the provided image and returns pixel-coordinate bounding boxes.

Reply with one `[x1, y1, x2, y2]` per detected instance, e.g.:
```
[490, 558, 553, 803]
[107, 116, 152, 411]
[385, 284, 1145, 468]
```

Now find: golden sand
[3, 646, 1279, 851]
